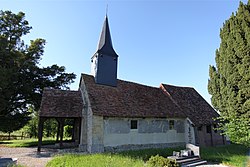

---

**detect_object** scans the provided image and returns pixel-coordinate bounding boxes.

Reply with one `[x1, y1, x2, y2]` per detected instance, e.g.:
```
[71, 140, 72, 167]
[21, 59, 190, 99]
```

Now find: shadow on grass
[0, 141, 12, 144]
[200, 144, 248, 166]
[0, 139, 56, 147]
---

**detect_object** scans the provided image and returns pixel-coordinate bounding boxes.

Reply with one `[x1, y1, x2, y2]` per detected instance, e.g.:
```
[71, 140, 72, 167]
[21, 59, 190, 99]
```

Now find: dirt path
[0, 146, 56, 167]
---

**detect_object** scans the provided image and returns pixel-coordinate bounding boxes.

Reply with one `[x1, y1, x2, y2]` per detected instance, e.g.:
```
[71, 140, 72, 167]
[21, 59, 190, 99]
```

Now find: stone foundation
[104, 142, 185, 152]
[90, 144, 104, 153]
[79, 144, 87, 152]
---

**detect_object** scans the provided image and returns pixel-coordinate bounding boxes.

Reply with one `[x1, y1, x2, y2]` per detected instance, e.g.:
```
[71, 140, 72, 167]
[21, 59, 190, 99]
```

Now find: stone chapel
[38, 16, 225, 153]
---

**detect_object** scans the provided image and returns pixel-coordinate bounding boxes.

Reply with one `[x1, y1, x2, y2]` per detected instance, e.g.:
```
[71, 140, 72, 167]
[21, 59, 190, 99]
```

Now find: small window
[169, 120, 175, 130]
[198, 126, 202, 131]
[206, 125, 211, 133]
[131, 120, 138, 129]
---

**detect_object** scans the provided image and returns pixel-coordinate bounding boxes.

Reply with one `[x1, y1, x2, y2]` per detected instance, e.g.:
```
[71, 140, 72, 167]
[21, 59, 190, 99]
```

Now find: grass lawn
[201, 144, 249, 167]
[46, 153, 144, 167]
[46, 147, 182, 167]
[0, 139, 248, 167]
[46, 144, 249, 167]
[0, 138, 56, 147]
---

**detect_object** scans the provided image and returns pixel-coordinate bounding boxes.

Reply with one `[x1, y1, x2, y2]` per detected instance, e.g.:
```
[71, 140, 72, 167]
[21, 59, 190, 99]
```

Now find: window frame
[130, 120, 138, 130]
[169, 120, 175, 130]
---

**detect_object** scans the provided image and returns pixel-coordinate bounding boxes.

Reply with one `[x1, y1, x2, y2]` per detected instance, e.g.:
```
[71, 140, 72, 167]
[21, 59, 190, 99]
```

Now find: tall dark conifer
[0, 11, 76, 133]
[208, 1, 250, 146]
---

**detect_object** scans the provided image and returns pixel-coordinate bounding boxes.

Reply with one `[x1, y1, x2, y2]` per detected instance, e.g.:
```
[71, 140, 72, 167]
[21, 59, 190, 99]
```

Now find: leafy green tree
[64, 125, 73, 138]
[0, 10, 76, 133]
[21, 106, 39, 138]
[43, 119, 58, 138]
[208, 1, 250, 146]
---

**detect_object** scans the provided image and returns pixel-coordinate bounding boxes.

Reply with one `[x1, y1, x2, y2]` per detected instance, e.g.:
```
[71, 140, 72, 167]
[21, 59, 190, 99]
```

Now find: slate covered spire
[91, 15, 118, 87]
[97, 15, 118, 57]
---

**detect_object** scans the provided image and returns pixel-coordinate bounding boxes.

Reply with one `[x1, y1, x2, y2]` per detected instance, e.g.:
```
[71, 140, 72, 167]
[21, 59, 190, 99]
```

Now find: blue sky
[2, 0, 247, 104]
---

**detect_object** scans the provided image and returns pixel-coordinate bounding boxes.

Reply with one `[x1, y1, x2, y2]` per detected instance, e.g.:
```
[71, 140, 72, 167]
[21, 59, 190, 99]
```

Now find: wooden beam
[59, 118, 65, 148]
[78, 117, 81, 145]
[72, 119, 75, 141]
[37, 117, 45, 152]
[56, 118, 60, 142]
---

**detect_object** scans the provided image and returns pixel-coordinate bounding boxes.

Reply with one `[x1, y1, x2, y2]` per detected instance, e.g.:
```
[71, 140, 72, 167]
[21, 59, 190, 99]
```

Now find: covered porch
[37, 88, 83, 152]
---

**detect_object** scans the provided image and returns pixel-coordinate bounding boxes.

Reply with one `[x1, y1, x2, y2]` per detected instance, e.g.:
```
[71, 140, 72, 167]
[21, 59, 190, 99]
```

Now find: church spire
[97, 16, 118, 57]
[91, 15, 118, 87]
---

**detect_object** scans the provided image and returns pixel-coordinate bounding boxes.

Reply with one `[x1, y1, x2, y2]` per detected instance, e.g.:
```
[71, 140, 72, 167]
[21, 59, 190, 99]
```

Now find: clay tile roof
[81, 74, 186, 118]
[161, 84, 219, 126]
[39, 88, 83, 118]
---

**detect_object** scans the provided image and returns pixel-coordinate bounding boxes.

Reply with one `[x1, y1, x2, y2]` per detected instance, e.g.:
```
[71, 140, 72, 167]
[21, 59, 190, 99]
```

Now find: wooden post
[78, 117, 81, 145]
[72, 119, 76, 141]
[56, 119, 60, 142]
[59, 118, 64, 148]
[37, 117, 45, 152]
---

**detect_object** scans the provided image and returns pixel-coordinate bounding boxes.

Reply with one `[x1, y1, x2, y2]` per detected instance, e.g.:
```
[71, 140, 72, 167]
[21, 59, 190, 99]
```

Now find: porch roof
[39, 88, 83, 118]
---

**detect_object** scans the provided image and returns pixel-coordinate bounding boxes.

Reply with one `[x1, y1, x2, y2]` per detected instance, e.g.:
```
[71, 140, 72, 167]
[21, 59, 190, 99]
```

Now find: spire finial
[106, 4, 108, 17]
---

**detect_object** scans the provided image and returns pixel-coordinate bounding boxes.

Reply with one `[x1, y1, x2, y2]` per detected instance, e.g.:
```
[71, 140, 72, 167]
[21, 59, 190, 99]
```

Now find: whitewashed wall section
[103, 118, 186, 147]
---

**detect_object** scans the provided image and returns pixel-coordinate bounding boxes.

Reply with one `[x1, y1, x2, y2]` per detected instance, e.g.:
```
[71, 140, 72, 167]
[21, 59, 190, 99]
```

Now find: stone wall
[79, 117, 87, 151]
[184, 118, 196, 145]
[79, 77, 93, 152]
[79, 78, 88, 151]
[79, 77, 105, 153]
[103, 117, 186, 149]
[91, 115, 104, 152]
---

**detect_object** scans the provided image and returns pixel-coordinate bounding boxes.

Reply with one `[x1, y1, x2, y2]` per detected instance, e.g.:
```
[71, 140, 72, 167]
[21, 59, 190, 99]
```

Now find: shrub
[146, 154, 179, 167]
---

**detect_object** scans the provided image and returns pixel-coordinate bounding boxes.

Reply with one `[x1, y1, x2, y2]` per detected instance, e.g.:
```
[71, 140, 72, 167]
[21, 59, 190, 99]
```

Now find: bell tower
[91, 16, 118, 87]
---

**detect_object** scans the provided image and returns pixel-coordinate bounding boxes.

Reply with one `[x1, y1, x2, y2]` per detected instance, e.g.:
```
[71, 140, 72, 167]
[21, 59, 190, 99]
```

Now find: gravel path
[0, 146, 57, 167]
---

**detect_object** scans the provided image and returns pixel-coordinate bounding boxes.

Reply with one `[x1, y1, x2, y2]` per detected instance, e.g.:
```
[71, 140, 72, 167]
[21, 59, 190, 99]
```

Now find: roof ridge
[159, 84, 182, 109]
[161, 83, 194, 89]
[43, 88, 79, 92]
[118, 78, 160, 89]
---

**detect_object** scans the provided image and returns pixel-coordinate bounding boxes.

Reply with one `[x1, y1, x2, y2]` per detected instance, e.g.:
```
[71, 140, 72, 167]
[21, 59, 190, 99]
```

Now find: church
[38, 16, 225, 153]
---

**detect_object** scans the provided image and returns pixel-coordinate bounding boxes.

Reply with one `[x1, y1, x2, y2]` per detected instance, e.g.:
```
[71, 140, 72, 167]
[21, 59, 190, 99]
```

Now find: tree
[0, 10, 76, 133]
[208, 1, 250, 146]
[21, 106, 39, 138]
